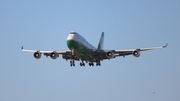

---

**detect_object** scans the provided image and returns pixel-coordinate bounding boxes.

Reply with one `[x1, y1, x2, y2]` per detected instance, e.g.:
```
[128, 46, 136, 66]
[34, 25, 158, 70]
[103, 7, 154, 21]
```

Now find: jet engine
[34, 51, 41, 59]
[106, 51, 115, 58]
[132, 50, 140, 57]
[50, 51, 58, 59]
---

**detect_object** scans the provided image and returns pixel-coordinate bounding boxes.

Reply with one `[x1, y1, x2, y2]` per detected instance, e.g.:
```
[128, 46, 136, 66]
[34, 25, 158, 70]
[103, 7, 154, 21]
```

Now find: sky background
[0, 0, 180, 101]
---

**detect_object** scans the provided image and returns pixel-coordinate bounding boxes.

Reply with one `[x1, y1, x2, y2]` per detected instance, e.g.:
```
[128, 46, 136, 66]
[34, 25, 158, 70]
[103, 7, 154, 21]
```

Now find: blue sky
[0, 0, 180, 101]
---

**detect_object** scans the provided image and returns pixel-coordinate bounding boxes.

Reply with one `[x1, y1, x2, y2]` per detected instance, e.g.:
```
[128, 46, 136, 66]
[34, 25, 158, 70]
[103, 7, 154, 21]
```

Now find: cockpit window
[70, 31, 76, 34]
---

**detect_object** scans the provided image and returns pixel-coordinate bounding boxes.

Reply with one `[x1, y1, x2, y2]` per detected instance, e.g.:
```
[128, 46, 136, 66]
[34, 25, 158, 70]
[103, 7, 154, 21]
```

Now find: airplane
[21, 31, 168, 67]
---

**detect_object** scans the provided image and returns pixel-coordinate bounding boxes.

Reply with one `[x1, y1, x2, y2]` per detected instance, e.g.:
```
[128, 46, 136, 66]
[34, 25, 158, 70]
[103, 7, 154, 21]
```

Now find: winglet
[163, 43, 168, 48]
[21, 46, 23, 50]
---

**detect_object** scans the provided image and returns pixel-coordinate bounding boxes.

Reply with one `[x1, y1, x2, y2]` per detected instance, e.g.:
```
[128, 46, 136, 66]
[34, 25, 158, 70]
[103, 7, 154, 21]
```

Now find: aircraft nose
[67, 33, 75, 40]
[70, 31, 76, 34]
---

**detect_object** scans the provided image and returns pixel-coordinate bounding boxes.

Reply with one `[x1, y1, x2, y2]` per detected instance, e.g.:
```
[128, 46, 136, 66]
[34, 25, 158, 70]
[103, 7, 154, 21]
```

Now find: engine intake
[50, 51, 58, 59]
[133, 50, 140, 57]
[106, 51, 115, 58]
[34, 51, 41, 59]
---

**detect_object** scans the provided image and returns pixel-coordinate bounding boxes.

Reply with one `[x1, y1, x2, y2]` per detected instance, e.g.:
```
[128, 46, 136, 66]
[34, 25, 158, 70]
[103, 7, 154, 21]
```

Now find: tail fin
[97, 32, 104, 50]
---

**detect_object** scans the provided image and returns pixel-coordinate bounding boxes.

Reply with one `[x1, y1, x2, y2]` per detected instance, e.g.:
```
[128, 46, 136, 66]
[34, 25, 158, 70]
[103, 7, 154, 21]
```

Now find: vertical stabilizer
[97, 32, 104, 50]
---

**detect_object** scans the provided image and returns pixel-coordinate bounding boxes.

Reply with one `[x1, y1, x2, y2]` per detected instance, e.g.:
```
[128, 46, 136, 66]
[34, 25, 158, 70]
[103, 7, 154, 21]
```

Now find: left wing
[89, 43, 168, 60]
[114, 43, 168, 56]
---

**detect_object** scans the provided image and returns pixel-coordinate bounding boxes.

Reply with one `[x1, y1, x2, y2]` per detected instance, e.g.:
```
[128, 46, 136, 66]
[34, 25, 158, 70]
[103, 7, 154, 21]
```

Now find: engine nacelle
[132, 50, 140, 57]
[50, 51, 58, 59]
[106, 51, 115, 58]
[34, 51, 41, 59]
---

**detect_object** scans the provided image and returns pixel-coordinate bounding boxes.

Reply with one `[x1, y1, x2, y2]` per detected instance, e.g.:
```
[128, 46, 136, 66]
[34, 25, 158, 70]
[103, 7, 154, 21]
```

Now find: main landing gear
[80, 62, 85, 66]
[70, 61, 101, 67]
[96, 62, 101, 66]
[89, 62, 94, 66]
[89, 62, 101, 66]
[70, 60, 75, 67]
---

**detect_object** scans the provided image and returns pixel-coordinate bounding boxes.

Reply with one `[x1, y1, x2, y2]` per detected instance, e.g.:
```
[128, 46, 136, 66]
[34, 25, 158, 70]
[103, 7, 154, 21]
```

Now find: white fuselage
[66, 31, 96, 50]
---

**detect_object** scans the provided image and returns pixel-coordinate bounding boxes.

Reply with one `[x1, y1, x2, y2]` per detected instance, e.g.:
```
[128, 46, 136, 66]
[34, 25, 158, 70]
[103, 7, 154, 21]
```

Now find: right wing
[21, 46, 80, 60]
[21, 46, 71, 54]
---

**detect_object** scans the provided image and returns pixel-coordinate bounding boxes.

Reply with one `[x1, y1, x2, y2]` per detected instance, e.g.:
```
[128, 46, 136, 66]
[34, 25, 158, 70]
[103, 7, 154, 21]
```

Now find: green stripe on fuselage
[66, 40, 96, 61]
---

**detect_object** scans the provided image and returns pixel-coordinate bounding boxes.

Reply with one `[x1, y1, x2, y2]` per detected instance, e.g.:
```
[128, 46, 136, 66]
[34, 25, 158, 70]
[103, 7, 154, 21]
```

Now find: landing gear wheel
[89, 62, 91, 66]
[80, 62, 85, 66]
[96, 62, 101, 66]
[70, 60, 75, 67]
[80, 63, 82, 66]
[96, 63, 98, 66]
[89, 62, 94, 66]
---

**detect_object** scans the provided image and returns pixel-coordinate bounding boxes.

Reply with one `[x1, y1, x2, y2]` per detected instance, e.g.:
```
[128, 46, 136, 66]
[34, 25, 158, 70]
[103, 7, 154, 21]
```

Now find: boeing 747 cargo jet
[22, 31, 167, 66]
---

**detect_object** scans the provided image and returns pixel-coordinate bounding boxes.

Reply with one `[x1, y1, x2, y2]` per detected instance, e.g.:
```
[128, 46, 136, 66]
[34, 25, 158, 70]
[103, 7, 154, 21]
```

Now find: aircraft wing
[114, 43, 168, 54]
[21, 47, 71, 54]
[21, 43, 167, 61]
[21, 46, 77, 59]
[89, 43, 168, 60]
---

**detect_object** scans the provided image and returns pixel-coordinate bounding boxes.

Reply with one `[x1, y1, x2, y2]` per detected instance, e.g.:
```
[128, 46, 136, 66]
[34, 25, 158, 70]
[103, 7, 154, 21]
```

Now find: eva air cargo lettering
[22, 31, 167, 66]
